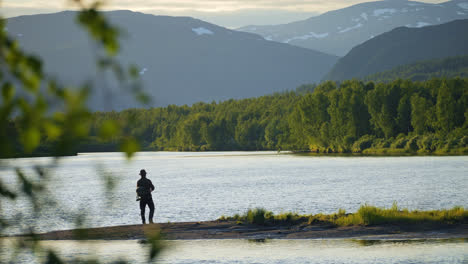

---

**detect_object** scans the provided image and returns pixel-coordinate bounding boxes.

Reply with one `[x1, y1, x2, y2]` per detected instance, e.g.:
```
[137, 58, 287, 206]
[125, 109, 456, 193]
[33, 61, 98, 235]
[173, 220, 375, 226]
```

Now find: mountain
[324, 19, 468, 81]
[363, 55, 468, 82]
[5, 11, 338, 111]
[238, 0, 468, 56]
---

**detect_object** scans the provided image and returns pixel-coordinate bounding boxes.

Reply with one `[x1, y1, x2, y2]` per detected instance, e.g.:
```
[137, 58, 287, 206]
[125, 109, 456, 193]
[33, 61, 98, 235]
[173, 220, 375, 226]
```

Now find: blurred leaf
[120, 137, 140, 159]
[34, 165, 47, 179]
[136, 92, 151, 105]
[34, 95, 47, 113]
[143, 225, 165, 261]
[20, 127, 41, 153]
[53, 112, 66, 122]
[74, 119, 91, 138]
[43, 121, 62, 140]
[26, 55, 42, 75]
[0, 180, 17, 199]
[129, 65, 139, 79]
[97, 58, 112, 69]
[45, 250, 65, 264]
[99, 120, 119, 140]
[1, 82, 15, 102]
[77, 8, 120, 56]
[16, 168, 34, 197]
[72, 213, 89, 240]
[26, 73, 41, 92]
[17, 97, 30, 113]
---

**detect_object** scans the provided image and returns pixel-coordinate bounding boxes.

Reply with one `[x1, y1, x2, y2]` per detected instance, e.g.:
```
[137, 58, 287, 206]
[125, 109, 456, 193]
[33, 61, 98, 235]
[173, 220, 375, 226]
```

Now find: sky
[0, 0, 448, 28]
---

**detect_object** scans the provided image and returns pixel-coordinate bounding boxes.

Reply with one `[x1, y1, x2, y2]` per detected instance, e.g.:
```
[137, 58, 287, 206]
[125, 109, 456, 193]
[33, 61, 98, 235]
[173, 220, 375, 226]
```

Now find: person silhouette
[136, 169, 155, 224]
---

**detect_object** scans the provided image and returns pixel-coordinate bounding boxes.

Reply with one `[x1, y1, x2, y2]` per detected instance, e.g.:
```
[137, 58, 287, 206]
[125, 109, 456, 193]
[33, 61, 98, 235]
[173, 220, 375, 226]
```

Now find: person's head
[139, 169, 147, 178]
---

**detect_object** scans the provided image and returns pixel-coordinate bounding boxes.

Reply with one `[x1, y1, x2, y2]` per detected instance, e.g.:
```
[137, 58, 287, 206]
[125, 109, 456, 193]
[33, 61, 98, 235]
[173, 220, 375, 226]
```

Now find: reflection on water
[351, 238, 468, 246]
[1, 239, 467, 264]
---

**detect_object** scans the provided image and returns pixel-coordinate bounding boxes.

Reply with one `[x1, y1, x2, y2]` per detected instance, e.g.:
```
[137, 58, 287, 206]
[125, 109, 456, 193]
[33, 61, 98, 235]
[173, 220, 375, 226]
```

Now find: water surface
[1, 152, 467, 234]
[1, 239, 467, 264]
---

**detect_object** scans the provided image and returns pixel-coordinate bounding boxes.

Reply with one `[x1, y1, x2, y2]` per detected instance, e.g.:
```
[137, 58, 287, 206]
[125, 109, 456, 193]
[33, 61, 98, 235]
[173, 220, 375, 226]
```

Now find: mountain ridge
[324, 19, 468, 81]
[238, 0, 468, 56]
[5, 10, 338, 111]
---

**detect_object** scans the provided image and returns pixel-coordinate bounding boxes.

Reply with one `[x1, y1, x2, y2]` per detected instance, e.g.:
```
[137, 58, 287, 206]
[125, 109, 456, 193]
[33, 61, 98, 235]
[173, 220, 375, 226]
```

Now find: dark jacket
[137, 177, 155, 198]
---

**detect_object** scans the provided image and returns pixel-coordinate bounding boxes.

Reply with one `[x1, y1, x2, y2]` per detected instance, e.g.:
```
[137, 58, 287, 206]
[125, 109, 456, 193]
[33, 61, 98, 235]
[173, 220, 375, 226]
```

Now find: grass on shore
[218, 203, 467, 226]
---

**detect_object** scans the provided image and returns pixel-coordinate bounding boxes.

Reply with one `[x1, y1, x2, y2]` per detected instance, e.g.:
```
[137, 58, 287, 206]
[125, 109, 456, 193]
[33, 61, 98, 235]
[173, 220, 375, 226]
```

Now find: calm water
[1, 152, 467, 234]
[1, 239, 467, 264]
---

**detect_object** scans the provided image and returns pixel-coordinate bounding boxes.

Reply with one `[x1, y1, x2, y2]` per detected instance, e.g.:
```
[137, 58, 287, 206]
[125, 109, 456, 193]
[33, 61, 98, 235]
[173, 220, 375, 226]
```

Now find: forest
[10, 78, 468, 156]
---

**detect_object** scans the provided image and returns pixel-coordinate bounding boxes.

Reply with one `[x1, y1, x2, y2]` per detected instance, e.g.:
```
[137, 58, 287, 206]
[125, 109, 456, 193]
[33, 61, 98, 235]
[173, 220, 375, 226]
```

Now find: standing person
[136, 169, 155, 224]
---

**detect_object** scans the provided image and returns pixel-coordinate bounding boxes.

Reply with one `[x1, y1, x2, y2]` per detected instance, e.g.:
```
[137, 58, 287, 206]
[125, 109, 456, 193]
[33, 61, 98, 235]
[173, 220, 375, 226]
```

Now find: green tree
[435, 81, 457, 133]
[410, 94, 432, 134]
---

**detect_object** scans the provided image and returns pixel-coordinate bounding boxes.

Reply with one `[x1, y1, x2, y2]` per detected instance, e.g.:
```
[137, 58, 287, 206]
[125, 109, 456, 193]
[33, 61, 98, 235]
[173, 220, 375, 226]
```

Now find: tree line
[10, 78, 468, 155]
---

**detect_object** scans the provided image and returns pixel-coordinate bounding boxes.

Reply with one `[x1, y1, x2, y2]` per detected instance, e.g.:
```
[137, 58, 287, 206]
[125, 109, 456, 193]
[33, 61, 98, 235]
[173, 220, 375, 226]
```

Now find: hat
[139, 169, 147, 176]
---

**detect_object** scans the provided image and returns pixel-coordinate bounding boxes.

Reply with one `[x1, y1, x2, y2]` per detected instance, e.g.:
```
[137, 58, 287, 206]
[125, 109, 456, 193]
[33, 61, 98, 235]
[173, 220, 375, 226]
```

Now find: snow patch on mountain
[339, 23, 362, 33]
[192, 27, 214, 36]
[458, 3, 468, 10]
[373, 8, 397, 16]
[284, 32, 330, 43]
[409, 22, 431, 28]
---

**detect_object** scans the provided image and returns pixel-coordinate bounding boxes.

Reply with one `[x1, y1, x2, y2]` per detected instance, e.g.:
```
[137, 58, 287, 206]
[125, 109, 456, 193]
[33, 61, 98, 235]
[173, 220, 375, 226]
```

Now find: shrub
[352, 135, 375, 152]
[246, 208, 268, 225]
[405, 135, 420, 152]
[417, 134, 436, 152]
[372, 138, 391, 148]
[391, 134, 409, 148]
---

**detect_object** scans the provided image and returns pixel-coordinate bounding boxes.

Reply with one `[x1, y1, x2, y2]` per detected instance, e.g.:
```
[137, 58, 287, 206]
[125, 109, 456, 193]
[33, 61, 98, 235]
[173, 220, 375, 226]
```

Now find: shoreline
[3, 150, 467, 160]
[20, 221, 468, 241]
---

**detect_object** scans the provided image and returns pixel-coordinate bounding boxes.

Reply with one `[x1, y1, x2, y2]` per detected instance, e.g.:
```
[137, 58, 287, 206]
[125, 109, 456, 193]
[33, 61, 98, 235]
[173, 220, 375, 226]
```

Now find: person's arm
[149, 180, 155, 192]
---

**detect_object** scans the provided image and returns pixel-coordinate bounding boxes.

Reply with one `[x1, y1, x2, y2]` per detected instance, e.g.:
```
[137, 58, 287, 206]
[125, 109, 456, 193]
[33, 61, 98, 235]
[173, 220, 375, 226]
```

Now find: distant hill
[238, 0, 468, 56]
[363, 55, 468, 82]
[324, 19, 468, 81]
[5, 11, 338, 111]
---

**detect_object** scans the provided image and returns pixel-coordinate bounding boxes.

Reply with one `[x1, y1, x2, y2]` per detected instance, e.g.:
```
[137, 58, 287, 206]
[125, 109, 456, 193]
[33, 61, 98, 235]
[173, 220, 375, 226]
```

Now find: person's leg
[140, 199, 147, 224]
[148, 198, 155, 223]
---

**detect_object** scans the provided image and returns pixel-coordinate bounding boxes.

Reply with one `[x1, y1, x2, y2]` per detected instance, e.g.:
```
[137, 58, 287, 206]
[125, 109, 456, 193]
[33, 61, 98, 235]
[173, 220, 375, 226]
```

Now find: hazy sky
[1, 0, 448, 28]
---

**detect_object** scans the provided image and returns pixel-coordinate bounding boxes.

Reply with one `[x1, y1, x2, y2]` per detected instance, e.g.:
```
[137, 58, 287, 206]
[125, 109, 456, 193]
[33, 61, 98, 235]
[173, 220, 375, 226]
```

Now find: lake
[1, 152, 467, 234]
[1, 238, 467, 264]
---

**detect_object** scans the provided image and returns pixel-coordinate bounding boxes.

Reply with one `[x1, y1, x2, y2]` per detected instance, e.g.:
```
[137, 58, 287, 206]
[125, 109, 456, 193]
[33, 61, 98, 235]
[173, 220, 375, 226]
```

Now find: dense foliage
[364, 55, 468, 83]
[61, 78, 468, 154]
[290, 79, 467, 154]
[83, 90, 303, 152]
